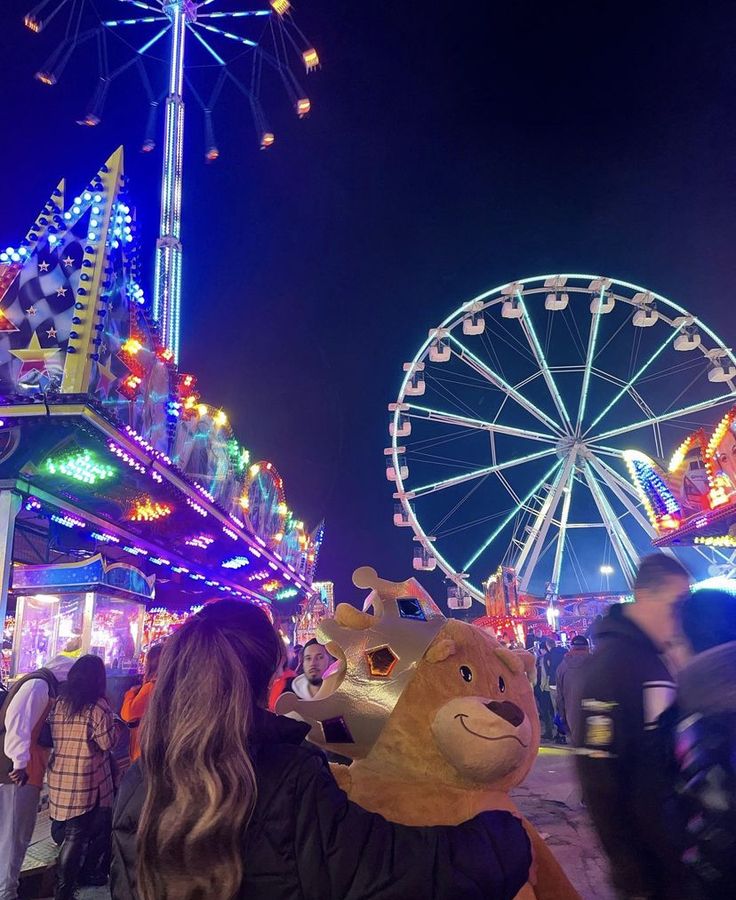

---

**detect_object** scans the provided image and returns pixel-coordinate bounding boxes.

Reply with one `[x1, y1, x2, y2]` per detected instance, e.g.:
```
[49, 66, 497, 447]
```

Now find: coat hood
[290, 673, 317, 701]
[678, 640, 736, 716]
[592, 603, 659, 653]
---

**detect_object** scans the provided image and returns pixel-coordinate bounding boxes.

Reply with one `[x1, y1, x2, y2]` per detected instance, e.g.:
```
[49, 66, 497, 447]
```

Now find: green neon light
[44, 449, 116, 485]
[464, 457, 563, 571]
[227, 439, 250, 475]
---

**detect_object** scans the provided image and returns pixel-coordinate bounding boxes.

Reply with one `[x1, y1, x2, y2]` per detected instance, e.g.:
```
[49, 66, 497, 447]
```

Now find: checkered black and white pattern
[0, 212, 88, 395]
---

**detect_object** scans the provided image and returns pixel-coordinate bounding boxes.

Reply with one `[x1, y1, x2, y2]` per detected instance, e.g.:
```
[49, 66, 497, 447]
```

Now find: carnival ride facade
[625, 406, 736, 561]
[0, 149, 323, 678]
[386, 274, 736, 618]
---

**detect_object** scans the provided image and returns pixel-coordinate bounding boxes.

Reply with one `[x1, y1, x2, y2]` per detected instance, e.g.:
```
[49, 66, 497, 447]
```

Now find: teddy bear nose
[484, 700, 525, 727]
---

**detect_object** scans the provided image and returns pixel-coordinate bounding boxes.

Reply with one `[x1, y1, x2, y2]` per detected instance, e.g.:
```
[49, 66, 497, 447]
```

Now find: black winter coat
[574, 604, 693, 899]
[111, 710, 531, 900]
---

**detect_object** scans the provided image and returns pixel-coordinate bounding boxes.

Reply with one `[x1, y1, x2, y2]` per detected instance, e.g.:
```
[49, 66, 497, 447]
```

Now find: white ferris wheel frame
[390, 273, 736, 606]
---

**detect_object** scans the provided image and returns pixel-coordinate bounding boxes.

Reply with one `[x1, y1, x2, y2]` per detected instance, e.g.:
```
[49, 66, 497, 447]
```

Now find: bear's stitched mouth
[455, 714, 529, 748]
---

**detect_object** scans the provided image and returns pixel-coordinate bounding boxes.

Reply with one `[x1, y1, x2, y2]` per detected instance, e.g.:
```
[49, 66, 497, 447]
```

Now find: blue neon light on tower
[23, 0, 320, 365]
[153, 0, 189, 364]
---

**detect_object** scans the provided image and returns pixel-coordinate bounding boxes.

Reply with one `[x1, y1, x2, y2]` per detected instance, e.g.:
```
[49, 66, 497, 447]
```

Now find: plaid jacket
[47, 697, 118, 821]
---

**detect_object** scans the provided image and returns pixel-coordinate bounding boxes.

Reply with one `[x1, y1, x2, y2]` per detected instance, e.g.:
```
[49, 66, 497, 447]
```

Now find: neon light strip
[196, 21, 258, 46]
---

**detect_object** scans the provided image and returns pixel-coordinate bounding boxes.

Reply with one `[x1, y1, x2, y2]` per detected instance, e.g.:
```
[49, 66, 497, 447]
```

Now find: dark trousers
[53, 806, 111, 899]
[535, 686, 554, 739]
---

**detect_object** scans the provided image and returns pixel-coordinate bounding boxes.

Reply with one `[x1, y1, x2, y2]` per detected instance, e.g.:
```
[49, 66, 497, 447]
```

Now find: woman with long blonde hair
[111, 599, 531, 900]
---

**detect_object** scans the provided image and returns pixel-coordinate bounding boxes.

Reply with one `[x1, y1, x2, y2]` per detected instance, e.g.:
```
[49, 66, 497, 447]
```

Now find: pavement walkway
[21, 744, 613, 899]
[511, 745, 614, 899]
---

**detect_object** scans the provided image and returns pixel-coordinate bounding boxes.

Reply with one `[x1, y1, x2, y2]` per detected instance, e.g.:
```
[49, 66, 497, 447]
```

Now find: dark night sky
[1, 1, 736, 606]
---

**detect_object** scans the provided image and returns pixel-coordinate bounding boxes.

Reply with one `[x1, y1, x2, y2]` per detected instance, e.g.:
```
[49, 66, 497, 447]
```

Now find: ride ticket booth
[9, 554, 153, 679]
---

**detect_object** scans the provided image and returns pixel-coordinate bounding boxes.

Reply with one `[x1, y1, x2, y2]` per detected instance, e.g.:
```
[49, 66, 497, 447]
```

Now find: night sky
[1, 0, 736, 607]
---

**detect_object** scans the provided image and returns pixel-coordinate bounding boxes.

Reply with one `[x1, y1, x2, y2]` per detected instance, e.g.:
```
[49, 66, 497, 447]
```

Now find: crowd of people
[0, 552, 735, 899]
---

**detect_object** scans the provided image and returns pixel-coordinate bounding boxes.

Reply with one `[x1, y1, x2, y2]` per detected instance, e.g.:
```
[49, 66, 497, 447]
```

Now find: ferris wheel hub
[555, 436, 589, 459]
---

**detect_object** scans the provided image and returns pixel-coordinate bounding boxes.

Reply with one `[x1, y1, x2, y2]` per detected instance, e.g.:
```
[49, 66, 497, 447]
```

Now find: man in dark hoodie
[575, 553, 692, 900]
[555, 635, 589, 746]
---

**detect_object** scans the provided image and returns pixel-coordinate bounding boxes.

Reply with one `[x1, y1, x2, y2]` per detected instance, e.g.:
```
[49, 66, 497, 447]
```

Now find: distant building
[312, 581, 335, 616]
[294, 581, 335, 645]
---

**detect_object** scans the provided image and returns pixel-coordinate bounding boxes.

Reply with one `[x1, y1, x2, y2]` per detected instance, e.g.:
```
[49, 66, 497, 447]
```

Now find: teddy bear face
[429, 631, 536, 784]
[370, 618, 540, 792]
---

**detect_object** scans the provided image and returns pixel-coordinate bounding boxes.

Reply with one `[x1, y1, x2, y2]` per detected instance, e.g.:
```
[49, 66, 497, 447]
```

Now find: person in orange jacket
[120, 644, 163, 763]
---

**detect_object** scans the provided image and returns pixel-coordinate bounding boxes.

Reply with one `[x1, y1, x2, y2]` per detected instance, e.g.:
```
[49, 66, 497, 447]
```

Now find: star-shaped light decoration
[56, 286, 67, 297]
[94, 360, 117, 399]
[47, 327, 57, 339]
[62, 256, 74, 268]
[38, 261, 50, 273]
[11, 331, 63, 379]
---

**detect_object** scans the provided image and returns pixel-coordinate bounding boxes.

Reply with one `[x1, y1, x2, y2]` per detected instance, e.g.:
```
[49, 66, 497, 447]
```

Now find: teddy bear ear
[424, 638, 457, 663]
[514, 649, 537, 686]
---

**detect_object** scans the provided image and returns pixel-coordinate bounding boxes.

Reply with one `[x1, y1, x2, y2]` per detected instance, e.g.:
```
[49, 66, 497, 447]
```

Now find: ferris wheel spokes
[575, 295, 602, 433]
[405, 404, 560, 443]
[516, 291, 573, 432]
[448, 335, 564, 434]
[585, 329, 679, 436]
[548, 464, 575, 600]
[592, 392, 736, 444]
[582, 462, 638, 585]
[406, 446, 559, 500]
[588, 455, 656, 537]
[516, 457, 574, 591]
[464, 457, 563, 571]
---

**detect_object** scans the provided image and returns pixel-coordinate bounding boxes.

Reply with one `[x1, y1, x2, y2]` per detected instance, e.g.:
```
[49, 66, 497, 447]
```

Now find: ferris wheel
[387, 274, 736, 608]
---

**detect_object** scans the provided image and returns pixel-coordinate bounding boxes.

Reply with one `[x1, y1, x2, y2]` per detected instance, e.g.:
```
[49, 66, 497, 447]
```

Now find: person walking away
[120, 644, 163, 763]
[48, 654, 120, 899]
[534, 641, 554, 740]
[665, 588, 736, 898]
[0, 654, 75, 900]
[555, 636, 590, 746]
[111, 599, 532, 900]
[545, 637, 568, 742]
[291, 637, 331, 699]
[575, 553, 692, 899]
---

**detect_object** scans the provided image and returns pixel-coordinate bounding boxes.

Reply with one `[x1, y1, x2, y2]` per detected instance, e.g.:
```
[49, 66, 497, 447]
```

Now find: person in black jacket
[111, 599, 532, 900]
[575, 553, 693, 900]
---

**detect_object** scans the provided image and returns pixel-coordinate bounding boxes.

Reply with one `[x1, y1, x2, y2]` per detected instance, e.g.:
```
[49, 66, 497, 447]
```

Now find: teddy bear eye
[498, 676, 506, 693]
[460, 665, 473, 683]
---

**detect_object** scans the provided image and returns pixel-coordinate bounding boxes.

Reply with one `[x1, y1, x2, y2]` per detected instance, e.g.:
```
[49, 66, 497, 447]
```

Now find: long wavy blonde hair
[136, 600, 282, 900]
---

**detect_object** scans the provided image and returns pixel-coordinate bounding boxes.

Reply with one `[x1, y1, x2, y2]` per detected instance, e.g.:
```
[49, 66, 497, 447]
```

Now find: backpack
[674, 710, 736, 894]
[0, 668, 59, 779]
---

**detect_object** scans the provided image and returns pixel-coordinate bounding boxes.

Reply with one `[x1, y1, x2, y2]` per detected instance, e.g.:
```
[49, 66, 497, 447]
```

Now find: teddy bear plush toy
[277, 567, 579, 900]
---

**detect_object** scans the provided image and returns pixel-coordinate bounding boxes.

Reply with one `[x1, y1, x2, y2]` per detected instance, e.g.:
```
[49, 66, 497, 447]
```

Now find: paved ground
[512, 745, 614, 899]
[22, 744, 612, 899]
